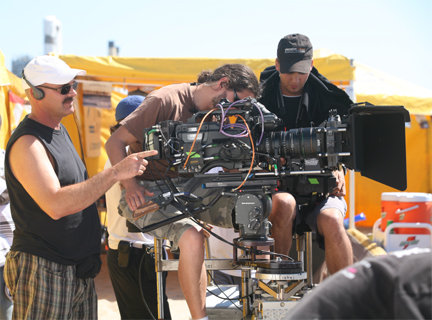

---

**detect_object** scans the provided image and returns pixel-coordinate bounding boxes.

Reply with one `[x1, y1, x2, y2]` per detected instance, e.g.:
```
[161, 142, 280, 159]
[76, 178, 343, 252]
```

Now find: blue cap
[115, 95, 145, 121]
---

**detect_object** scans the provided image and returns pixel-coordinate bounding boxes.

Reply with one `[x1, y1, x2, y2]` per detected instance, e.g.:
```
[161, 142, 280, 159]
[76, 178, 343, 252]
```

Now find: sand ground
[95, 253, 191, 320]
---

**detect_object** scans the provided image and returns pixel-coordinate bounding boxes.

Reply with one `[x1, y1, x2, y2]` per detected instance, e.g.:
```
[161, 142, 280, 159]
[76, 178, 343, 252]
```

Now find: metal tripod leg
[155, 238, 164, 320]
[296, 232, 313, 287]
[155, 237, 236, 319]
[306, 232, 313, 287]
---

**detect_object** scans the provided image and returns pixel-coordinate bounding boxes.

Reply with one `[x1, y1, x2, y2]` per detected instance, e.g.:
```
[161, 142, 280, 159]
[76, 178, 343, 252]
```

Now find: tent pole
[349, 170, 356, 229]
[347, 73, 357, 230]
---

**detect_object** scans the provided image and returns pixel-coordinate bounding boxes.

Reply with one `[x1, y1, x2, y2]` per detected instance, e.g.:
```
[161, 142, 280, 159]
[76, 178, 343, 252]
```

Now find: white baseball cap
[22, 56, 86, 90]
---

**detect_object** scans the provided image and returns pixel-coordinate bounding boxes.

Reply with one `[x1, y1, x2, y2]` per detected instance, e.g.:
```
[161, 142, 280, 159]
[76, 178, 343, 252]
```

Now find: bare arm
[105, 126, 154, 211]
[9, 134, 157, 220]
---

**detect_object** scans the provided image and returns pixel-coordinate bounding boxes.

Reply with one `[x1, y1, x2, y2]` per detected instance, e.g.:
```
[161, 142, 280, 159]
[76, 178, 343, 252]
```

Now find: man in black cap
[259, 34, 353, 274]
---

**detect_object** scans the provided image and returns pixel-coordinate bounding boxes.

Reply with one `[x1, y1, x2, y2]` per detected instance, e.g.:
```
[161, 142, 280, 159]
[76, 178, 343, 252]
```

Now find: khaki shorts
[118, 177, 235, 253]
[296, 195, 347, 249]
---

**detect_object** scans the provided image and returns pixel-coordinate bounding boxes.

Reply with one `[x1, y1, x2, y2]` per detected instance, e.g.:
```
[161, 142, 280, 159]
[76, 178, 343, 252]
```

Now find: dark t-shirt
[281, 95, 302, 130]
[5, 117, 100, 265]
[283, 248, 432, 320]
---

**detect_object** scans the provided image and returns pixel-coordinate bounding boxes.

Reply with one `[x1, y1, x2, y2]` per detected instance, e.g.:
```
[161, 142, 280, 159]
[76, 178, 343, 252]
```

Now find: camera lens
[258, 128, 321, 159]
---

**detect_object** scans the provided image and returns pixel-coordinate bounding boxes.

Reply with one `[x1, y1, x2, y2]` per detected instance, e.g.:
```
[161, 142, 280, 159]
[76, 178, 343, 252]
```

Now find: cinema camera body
[141, 97, 409, 244]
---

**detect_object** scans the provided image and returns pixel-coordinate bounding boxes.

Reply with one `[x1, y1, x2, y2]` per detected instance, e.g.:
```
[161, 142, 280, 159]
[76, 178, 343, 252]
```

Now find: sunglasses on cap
[38, 82, 78, 95]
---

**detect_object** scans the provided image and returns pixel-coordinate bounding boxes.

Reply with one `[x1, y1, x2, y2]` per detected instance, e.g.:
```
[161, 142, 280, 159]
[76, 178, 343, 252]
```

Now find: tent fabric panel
[61, 90, 124, 177]
[354, 61, 432, 99]
[0, 87, 10, 149]
[58, 55, 277, 84]
[312, 54, 355, 81]
[0, 50, 10, 86]
[7, 70, 26, 98]
[58, 54, 355, 86]
[357, 93, 432, 116]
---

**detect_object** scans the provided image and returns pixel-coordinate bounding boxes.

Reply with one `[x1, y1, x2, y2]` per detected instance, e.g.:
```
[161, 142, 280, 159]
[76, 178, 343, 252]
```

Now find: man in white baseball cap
[4, 55, 157, 319]
[21, 55, 86, 90]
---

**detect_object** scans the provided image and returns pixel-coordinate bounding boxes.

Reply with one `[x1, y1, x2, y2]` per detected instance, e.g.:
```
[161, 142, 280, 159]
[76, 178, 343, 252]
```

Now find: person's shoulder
[8, 134, 46, 165]
[11, 134, 43, 149]
[145, 83, 190, 105]
[151, 83, 189, 96]
[260, 65, 278, 83]
[8, 118, 41, 148]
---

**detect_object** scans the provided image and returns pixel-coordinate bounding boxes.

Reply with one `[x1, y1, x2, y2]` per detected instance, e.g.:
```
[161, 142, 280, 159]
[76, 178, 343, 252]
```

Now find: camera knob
[249, 206, 262, 218]
[248, 219, 260, 231]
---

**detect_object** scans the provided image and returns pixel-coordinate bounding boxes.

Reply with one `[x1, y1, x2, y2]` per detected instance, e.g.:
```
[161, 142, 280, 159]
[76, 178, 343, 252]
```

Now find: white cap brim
[21, 56, 86, 91]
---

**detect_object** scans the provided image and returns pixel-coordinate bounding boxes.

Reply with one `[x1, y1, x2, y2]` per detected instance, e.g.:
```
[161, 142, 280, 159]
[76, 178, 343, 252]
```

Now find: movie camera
[138, 97, 409, 241]
[138, 98, 410, 318]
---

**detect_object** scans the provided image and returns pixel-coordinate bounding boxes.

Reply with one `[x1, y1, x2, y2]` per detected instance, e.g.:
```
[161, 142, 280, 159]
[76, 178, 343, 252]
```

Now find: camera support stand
[236, 234, 313, 319]
[154, 238, 237, 319]
[154, 230, 315, 320]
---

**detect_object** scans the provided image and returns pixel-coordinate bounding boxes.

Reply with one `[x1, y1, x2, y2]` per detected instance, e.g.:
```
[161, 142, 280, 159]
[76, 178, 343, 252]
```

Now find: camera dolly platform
[154, 232, 316, 320]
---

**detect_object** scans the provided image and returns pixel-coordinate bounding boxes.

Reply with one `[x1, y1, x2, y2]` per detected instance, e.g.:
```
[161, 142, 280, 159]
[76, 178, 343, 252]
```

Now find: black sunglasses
[38, 82, 78, 95]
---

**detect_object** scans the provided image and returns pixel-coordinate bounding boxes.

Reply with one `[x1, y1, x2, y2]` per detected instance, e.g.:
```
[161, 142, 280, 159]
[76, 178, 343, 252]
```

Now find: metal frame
[154, 231, 314, 319]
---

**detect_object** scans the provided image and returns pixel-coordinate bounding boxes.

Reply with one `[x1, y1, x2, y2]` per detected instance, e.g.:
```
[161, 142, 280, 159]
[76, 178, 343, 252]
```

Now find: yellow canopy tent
[314, 49, 432, 226]
[0, 50, 11, 148]
[349, 60, 432, 227]
[0, 50, 30, 150]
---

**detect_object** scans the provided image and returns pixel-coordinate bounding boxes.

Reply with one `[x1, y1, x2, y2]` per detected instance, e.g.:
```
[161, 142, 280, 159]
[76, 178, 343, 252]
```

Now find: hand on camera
[121, 179, 156, 211]
[331, 169, 346, 197]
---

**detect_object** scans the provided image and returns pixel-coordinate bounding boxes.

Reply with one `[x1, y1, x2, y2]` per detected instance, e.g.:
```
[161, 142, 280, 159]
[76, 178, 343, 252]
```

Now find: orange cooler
[381, 192, 432, 234]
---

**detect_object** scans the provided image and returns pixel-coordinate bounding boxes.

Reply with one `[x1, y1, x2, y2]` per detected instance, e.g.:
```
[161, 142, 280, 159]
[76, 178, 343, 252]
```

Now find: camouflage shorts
[118, 177, 235, 253]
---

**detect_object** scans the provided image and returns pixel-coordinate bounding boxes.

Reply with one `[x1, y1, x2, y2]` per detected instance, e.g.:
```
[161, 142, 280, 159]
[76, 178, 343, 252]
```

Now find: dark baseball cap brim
[279, 59, 312, 74]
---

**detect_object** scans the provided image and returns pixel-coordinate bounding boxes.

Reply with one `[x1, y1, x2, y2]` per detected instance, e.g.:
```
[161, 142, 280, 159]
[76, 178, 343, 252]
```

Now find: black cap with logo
[277, 34, 313, 73]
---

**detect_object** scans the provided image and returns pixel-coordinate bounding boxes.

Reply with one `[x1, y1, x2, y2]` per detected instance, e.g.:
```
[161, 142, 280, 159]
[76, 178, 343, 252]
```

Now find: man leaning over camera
[105, 64, 262, 320]
[259, 34, 354, 274]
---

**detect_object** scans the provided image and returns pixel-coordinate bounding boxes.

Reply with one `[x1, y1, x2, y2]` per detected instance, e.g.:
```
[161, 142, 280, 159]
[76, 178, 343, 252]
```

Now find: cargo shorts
[295, 195, 347, 249]
[118, 177, 235, 253]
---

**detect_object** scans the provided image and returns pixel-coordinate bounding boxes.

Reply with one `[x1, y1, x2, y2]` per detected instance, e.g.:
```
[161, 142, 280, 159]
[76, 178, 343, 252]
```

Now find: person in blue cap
[105, 95, 171, 320]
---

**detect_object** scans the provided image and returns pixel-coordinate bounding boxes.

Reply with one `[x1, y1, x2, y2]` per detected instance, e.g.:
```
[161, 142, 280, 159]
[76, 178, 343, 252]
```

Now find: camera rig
[136, 97, 409, 241]
[135, 97, 410, 318]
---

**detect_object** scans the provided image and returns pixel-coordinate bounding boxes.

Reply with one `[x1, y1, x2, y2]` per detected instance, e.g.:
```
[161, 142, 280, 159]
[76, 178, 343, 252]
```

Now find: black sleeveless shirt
[5, 116, 100, 265]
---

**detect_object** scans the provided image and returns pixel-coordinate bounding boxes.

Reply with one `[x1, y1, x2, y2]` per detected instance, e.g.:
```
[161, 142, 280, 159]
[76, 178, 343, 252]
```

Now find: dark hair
[110, 122, 122, 135]
[197, 64, 261, 99]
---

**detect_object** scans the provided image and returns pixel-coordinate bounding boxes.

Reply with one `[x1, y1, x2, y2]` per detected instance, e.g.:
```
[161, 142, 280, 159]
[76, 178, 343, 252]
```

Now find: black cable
[219, 140, 248, 162]
[206, 271, 244, 313]
[147, 158, 171, 194]
[190, 217, 293, 261]
[141, 156, 293, 261]
[206, 270, 254, 301]
[144, 133, 176, 195]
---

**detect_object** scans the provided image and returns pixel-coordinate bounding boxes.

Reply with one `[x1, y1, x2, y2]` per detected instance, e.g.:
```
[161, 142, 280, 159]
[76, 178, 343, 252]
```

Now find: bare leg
[268, 192, 297, 256]
[317, 208, 353, 274]
[177, 227, 208, 319]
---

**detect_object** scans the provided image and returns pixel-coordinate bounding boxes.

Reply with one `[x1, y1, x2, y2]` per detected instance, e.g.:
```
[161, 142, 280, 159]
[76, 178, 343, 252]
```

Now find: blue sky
[1, 0, 431, 91]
